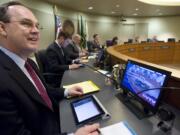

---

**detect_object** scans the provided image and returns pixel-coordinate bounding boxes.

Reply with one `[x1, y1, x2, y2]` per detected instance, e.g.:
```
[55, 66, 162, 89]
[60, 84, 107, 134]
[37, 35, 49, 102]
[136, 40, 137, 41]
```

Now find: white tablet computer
[71, 95, 105, 125]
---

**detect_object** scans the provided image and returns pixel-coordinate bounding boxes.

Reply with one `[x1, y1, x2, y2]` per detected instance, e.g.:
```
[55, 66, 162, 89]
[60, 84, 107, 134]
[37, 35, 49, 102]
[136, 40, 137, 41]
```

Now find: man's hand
[74, 123, 100, 135]
[68, 86, 83, 97]
[69, 64, 81, 70]
[79, 52, 86, 57]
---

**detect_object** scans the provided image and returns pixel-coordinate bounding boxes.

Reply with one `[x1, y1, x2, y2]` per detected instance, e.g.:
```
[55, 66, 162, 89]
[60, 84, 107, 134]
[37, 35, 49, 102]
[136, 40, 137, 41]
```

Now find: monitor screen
[120, 60, 171, 110]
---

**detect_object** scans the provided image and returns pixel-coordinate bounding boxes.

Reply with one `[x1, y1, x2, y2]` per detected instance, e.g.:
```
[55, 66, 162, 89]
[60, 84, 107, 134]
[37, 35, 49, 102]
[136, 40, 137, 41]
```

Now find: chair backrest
[34, 50, 47, 73]
[106, 40, 112, 47]
[87, 41, 93, 52]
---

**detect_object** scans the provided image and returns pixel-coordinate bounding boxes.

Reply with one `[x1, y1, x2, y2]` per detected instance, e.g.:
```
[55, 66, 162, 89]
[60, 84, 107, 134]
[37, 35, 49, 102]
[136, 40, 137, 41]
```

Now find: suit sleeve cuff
[68, 133, 74, 135]
[64, 88, 69, 97]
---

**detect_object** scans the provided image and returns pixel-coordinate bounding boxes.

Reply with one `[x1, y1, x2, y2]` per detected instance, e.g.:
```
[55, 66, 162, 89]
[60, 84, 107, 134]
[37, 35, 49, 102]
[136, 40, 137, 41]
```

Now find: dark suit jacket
[87, 40, 101, 52]
[65, 42, 79, 60]
[46, 42, 72, 87]
[0, 50, 66, 135]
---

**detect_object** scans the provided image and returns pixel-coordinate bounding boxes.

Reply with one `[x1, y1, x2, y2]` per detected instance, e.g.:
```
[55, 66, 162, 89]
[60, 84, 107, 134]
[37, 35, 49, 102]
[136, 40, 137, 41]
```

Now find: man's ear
[0, 22, 7, 37]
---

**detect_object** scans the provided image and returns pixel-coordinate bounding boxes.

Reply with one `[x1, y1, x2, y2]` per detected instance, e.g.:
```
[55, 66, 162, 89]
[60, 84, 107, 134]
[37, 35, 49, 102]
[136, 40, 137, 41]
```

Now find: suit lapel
[54, 43, 66, 64]
[73, 43, 79, 53]
[0, 51, 50, 109]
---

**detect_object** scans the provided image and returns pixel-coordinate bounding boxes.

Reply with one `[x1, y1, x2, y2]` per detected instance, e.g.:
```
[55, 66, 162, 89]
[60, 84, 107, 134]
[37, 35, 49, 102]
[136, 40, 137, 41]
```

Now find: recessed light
[133, 13, 138, 16]
[135, 8, 139, 11]
[88, 7, 93, 10]
[116, 5, 120, 8]
[138, 0, 180, 6]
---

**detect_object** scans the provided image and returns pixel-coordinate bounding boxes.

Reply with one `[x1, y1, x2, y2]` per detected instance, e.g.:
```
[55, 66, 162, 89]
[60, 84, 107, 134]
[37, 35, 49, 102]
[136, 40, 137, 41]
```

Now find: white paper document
[97, 69, 109, 75]
[100, 121, 137, 135]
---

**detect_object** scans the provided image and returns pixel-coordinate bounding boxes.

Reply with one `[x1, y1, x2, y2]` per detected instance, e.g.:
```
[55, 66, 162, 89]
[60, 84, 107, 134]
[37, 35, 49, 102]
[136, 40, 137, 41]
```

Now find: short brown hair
[0, 1, 24, 23]
[93, 34, 98, 39]
[57, 31, 66, 39]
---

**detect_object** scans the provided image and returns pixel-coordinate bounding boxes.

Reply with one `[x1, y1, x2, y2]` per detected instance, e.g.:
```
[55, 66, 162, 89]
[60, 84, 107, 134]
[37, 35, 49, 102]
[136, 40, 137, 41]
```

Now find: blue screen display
[121, 61, 168, 107]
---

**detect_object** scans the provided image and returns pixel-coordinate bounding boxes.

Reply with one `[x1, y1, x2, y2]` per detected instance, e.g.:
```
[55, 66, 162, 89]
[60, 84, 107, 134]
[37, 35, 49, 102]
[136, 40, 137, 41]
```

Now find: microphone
[82, 63, 118, 85]
[136, 86, 180, 95]
[135, 87, 180, 133]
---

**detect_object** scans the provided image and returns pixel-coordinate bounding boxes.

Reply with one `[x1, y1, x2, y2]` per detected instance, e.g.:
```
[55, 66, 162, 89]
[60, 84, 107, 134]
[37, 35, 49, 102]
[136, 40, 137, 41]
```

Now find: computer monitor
[120, 60, 171, 114]
[128, 39, 133, 43]
[147, 38, 152, 42]
[167, 38, 176, 42]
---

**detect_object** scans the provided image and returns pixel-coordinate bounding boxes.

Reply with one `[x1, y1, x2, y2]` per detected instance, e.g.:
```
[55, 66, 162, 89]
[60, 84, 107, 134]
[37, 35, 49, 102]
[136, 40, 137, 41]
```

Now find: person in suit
[46, 32, 81, 88]
[65, 34, 87, 60]
[87, 34, 101, 52]
[134, 36, 140, 44]
[152, 35, 158, 42]
[0, 1, 99, 135]
[111, 36, 118, 46]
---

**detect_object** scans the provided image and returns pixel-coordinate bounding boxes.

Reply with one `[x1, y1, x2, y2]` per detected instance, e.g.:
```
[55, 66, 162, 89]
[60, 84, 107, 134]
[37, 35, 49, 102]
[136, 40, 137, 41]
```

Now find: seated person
[87, 34, 101, 52]
[134, 36, 140, 44]
[63, 33, 73, 48]
[152, 35, 158, 42]
[46, 32, 81, 88]
[111, 36, 118, 46]
[0, 1, 99, 135]
[65, 34, 87, 60]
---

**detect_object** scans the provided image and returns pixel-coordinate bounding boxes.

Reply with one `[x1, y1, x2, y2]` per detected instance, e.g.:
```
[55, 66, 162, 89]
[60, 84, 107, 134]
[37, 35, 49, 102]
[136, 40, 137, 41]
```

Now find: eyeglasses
[8, 19, 41, 30]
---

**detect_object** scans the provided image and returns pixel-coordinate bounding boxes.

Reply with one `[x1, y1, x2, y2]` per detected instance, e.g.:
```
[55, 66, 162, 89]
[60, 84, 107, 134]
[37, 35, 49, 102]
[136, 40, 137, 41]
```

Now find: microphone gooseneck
[136, 87, 180, 95]
[82, 63, 117, 82]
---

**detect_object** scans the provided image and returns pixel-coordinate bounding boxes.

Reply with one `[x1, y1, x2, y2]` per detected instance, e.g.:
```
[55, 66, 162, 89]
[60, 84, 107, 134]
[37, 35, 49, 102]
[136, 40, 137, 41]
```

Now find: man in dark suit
[87, 34, 101, 52]
[46, 32, 81, 88]
[65, 34, 87, 60]
[0, 1, 99, 135]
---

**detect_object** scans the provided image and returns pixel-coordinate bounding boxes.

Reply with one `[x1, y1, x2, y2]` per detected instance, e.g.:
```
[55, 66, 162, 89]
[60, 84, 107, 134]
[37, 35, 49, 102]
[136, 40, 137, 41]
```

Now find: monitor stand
[116, 92, 154, 119]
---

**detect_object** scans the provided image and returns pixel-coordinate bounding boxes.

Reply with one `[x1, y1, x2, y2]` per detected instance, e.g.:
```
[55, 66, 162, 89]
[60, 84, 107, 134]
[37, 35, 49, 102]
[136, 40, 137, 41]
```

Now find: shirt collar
[55, 40, 64, 48]
[0, 46, 26, 70]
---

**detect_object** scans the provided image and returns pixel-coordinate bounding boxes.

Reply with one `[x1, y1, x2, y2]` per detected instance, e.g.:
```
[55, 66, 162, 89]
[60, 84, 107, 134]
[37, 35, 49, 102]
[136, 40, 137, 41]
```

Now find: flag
[78, 15, 87, 49]
[55, 15, 62, 39]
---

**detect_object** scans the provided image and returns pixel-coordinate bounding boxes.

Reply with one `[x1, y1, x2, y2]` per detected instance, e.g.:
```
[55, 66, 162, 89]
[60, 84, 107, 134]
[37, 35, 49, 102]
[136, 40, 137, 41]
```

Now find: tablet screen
[71, 96, 104, 124]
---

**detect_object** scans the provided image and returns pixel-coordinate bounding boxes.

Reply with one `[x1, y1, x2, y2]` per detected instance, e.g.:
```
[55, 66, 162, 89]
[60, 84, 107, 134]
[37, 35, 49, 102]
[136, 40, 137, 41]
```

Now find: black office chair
[34, 50, 46, 73]
[34, 50, 61, 87]
[87, 41, 93, 52]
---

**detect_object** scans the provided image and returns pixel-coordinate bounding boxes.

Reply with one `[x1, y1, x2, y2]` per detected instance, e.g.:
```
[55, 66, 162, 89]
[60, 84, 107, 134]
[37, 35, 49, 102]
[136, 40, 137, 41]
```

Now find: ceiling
[43, 0, 180, 17]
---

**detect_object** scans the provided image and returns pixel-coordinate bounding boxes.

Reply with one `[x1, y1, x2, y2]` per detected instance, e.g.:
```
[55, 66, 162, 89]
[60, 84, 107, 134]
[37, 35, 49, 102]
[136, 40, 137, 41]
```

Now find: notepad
[100, 121, 137, 135]
[63, 81, 100, 97]
[97, 69, 109, 75]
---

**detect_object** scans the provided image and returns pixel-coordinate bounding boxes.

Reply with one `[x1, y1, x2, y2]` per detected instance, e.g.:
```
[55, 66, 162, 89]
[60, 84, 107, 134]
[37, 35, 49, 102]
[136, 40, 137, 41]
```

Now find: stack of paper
[63, 81, 100, 97]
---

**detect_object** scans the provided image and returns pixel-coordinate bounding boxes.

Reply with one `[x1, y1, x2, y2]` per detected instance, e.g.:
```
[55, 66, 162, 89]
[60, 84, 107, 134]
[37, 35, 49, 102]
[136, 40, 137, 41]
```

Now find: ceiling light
[138, 0, 180, 6]
[88, 7, 93, 10]
[111, 11, 115, 14]
[116, 5, 120, 8]
[133, 13, 138, 16]
[135, 8, 139, 11]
